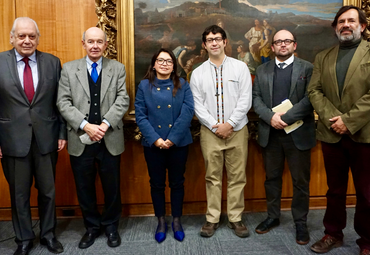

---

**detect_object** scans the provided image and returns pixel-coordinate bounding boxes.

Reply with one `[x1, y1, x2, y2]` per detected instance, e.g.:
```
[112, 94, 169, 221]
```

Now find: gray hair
[11, 17, 40, 36]
[82, 29, 107, 42]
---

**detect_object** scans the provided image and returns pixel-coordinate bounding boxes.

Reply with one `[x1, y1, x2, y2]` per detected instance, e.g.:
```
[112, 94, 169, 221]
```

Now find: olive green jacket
[308, 39, 370, 143]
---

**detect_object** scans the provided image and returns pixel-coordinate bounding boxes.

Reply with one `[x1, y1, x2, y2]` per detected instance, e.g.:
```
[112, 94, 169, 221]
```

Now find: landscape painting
[133, 0, 342, 84]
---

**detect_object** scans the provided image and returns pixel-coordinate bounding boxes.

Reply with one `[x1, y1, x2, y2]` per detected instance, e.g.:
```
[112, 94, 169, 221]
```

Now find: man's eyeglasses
[156, 58, 174, 65]
[205, 37, 223, 44]
[272, 39, 296, 46]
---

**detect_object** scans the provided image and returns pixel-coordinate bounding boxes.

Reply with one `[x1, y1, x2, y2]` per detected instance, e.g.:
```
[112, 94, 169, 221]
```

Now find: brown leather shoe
[310, 234, 343, 253]
[228, 221, 249, 238]
[200, 221, 219, 237]
[360, 249, 370, 255]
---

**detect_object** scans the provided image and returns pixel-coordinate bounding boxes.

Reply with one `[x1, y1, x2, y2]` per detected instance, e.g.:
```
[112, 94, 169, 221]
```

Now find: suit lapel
[32, 50, 43, 105]
[289, 57, 300, 98]
[267, 60, 275, 106]
[343, 40, 370, 94]
[328, 45, 340, 98]
[6, 49, 30, 104]
[76, 58, 91, 98]
[100, 57, 113, 103]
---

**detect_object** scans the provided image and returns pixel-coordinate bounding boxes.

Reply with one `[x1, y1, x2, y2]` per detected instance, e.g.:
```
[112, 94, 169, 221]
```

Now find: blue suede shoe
[172, 222, 185, 242]
[155, 223, 167, 243]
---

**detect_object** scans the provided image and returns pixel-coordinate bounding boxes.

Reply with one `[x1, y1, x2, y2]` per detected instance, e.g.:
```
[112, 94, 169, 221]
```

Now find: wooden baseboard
[0, 195, 356, 221]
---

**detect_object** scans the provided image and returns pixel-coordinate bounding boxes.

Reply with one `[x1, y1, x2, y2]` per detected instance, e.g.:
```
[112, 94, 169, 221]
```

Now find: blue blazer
[135, 77, 194, 147]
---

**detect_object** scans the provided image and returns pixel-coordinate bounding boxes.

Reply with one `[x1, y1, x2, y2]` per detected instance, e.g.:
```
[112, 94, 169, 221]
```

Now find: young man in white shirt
[190, 25, 252, 238]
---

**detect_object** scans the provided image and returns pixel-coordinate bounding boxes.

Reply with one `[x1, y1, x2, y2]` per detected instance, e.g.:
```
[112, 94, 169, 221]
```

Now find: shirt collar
[15, 49, 37, 63]
[86, 56, 103, 67]
[208, 55, 228, 68]
[275, 54, 294, 68]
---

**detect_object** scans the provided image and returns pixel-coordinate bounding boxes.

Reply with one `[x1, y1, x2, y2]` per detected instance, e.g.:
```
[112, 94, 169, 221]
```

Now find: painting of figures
[133, 0, 342, 84]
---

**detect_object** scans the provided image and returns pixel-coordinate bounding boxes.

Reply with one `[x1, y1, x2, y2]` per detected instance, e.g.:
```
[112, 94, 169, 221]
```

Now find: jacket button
[86, 114, 89, 116]
[157, 105, 161, 109]
[168, 105, 171, 108]
[88, 101, 90, 104]
[28, 123, 32, 127]
[157, 88, 160, 91]
[169, 124, 172, 128]
[158, 125, 161, 128]
[167, 87, 170, 90]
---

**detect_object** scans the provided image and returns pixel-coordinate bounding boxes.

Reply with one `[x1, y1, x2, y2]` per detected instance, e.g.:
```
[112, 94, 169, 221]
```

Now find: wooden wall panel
[0, 1, 15, 51]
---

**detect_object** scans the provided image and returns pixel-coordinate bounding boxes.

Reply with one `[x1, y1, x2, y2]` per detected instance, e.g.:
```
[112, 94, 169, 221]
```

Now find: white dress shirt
[190, 56, 252, 132]
[275, 54, 294, 69]
[15, 49, 39, 90]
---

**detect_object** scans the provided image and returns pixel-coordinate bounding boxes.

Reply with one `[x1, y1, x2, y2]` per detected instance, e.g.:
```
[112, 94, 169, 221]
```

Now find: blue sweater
[135, 77, 194, 147]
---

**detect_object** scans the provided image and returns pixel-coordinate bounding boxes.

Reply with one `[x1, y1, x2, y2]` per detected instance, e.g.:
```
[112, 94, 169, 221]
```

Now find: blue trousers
[144, 145, 189, 217]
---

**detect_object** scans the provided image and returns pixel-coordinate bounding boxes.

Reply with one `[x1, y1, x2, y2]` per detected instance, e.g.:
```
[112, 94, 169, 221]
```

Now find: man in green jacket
[308, 5, 370, 255]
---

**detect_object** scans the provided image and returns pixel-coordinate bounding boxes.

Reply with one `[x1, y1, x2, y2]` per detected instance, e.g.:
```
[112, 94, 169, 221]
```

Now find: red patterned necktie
[22, 57, 34, 103]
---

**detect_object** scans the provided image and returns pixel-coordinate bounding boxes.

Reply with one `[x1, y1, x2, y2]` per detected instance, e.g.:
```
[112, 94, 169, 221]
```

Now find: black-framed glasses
[272, 39, 296, 46]
[205, 37, 223, 44]
[156, 58, 174, 65]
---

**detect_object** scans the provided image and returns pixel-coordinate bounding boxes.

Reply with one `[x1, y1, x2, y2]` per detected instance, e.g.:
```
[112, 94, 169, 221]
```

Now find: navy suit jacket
[135, 77, 194, 147]
[252, 57, 316, 150]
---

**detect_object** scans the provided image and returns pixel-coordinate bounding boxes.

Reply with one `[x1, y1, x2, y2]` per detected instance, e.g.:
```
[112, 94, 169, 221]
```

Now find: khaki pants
[200, 125, 249, 223]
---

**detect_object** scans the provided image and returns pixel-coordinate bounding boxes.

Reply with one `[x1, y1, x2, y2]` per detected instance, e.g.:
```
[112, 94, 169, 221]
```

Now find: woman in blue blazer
[135, 48, 194, 243]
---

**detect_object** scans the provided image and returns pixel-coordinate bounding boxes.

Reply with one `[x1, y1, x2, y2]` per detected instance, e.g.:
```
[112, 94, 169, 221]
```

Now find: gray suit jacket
[0, 49, 66, 157]
[57, 57, 129, 157]
[252, 57, 316, 150]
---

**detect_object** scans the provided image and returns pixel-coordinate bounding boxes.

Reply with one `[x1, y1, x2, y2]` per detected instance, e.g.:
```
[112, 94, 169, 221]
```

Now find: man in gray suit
[0, 17, 66, 255]
[57, 27, 129, 249]
[252, 29, 315, 245]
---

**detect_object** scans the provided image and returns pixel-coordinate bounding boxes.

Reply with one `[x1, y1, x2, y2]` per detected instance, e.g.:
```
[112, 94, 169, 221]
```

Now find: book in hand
[272, 99, 303, 134]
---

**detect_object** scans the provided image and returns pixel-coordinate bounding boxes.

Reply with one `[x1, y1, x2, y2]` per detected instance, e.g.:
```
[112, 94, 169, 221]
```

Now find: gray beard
[336, 25, 362, 42]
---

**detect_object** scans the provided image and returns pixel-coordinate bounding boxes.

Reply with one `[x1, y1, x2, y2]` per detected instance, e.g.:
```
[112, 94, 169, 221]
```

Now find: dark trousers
[1, 136, 57, 244]
[143, 145, 189, 217]
[322, 136, 370, 250]
[70, 141, 121, 234]
[262, 129, 311, 222]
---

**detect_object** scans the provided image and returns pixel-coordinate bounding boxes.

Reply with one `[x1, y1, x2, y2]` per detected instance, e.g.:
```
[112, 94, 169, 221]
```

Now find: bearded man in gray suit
[57, 27, 129, 249]
[0, 17, 66, 255]
[252, 29, 315, 245]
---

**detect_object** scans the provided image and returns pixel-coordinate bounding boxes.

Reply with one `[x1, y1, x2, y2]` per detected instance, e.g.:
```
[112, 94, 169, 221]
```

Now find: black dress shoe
[255, 217, 280, 234]
[296, 222, 310, 245]
[14, 242, 33, 255]
[78, 231, 100, 249]
[106, 231, 121, 247]
[40, 237, 64, 253]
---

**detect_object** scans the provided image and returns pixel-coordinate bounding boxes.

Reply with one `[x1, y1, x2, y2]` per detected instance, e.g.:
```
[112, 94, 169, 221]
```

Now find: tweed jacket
[308, 39, 370, 143]
[57, 57, 129, 156]
[253, 57, 316, 150]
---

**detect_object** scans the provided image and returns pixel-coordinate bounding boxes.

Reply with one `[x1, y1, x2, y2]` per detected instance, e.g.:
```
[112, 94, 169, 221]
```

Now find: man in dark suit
[57, 27, 129, 249]
[252, 29, 315, 245]
[0, 17, 66, 255]
[308, 6, 370, 255]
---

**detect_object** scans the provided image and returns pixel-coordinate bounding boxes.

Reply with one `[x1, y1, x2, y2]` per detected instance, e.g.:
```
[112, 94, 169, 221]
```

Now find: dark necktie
[91, 62, 98, 83]
[22, 57, 34, 103]
[278, 63, 286, 69]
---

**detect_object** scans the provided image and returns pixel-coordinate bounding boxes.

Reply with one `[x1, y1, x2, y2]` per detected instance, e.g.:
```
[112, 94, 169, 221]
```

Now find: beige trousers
[200, 125, 249, 223]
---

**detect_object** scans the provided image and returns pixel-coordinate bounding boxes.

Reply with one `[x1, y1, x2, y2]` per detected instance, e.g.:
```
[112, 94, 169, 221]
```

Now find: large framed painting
[117, 0, 361, 113]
